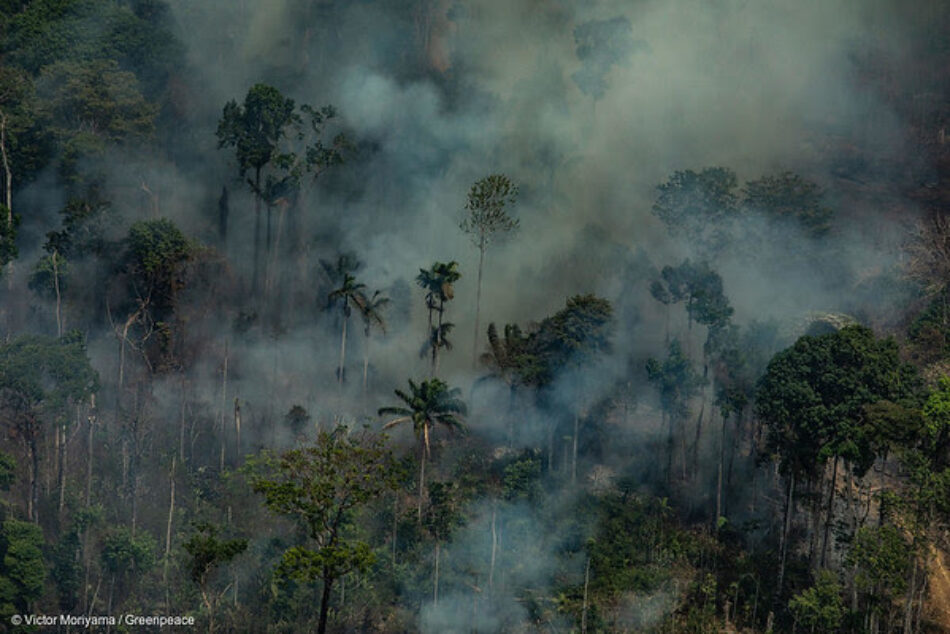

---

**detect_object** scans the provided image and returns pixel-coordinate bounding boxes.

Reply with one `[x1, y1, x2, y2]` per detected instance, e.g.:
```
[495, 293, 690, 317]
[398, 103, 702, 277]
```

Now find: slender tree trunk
[777, 472, 795, 597]
[28, 431, 38, 523]
[489, 502, 497, 596]
[57, 419, 67, 517]
[572, 412, 579, 485]
[52, 250, 63, 337]
[338, 312, 347, 385]
[392, 494, 398, 568]
[433, 541, 441, 606]
[472, 242, 485, 367]
[716, 413, 726, 525]
[0, 111, 12, 217]
[418, 444, 426, 523]
[233, 398, 241, 461]
[362, 332, 370, 393]
[86, 394, 96, 507]
[821, 455, 839, 567]
[692, 400, 705, 479]
[318, 574, 334, 634]
[581, 556, 591, 634]
[903, 555, 918, 634]
[253, 167, 262, 293]
[220, 342, 229, 461]
[163, 456, 176, 608]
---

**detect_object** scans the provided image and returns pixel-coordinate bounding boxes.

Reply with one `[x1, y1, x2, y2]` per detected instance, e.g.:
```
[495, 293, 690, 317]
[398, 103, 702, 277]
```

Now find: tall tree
[358, 290, 389, 392]
[416, 261, 461, 375]
[0, 333, 98, 523]
[216, 84, 298, 291]
[328, 273, 366, 386]
[379, 378, 466, 521]
[246, 427, 401, 634]
[756, 325, 920, 597]
[460, 174, 519, 366]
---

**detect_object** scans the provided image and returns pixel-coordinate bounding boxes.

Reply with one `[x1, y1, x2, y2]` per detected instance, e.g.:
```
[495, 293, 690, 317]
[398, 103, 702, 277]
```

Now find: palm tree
[378, 378, 466, 521]
[479, 322, 532, 446]
[420, 322, 454, 375]
[359, 290, 389, 392]
[415, 261, 461, 375]
[328, 273, 366, 385]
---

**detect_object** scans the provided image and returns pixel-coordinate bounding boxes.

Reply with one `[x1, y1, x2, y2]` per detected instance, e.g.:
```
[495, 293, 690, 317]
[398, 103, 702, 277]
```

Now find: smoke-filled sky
[154, 0, 919, 343]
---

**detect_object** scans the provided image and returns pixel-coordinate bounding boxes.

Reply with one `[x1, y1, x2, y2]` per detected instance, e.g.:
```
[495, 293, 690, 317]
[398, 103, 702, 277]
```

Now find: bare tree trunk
[233, 398, 241, 461]
[821, 455, 839, 567]
[716, 413, 725, 526]
[778, 472, 795, 597]
[317, 574, 333, 634]
[572, 413, 579, 485]
[362, 331, 372, 394]
[581, 556, 591, 634]
[903, 556, 918, 634]
[392, 494, 398, 568]
[220, 342, 229, 462]
[52, 250, 63, 337]
[57, 419, 67, 517]
[472, 242, 485, 367]
[418, 445, 426, 523]
[28, 432, 38, 523]
[86, 394, 96, 507]
[433, 541, 441, 606]
[163, 455, 176, 609]
[489, 503, 498, 596]
[338, 313, 347, 385]
[253, 167, 261, 293]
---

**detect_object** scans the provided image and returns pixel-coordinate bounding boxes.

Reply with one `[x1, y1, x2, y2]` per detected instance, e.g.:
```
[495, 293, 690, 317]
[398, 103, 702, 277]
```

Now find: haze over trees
[0, 1, 948, 633]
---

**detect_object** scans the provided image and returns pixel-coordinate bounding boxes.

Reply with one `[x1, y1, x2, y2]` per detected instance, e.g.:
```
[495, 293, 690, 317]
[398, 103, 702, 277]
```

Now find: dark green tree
[246, 427, 401, 634]
[742, 172, 833, 239]
[216, 84, 298, 290]
[652, 168, 739, 258]
[0, 333, 98, 522]
[183, 523, 248, 634]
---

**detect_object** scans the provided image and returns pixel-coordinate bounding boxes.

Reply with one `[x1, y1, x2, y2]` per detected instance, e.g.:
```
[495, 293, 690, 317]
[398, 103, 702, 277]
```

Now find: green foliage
[756, 325, 920, 478]
[36, 58, 157, 146]
[532, 294, 614, 381]
[28, 250, 68, 299]
[100, 526, 156, 574]
[183, 523, 248, 588]
[0, 332, 98, 409]
[846, 525, 911, 608]
[503, 451, 543, 502]
[246, 427, 401, 583]
[787, 570, 844, 632]
[654, 260, 734, 330]
[379, 378, 467, 453]
[743, 172, 833, 238]
[0, 520, 45, 618]
[2, 0, 181, 92]
[0, 452, 14, 491]
[653, 167, 739, 257]
[423, 481, 463, 541]
[216, 83, 298, 178]
[460, 174, 519, 249]
[0, 206, 19, 272]
[647, 339, 706, 422]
